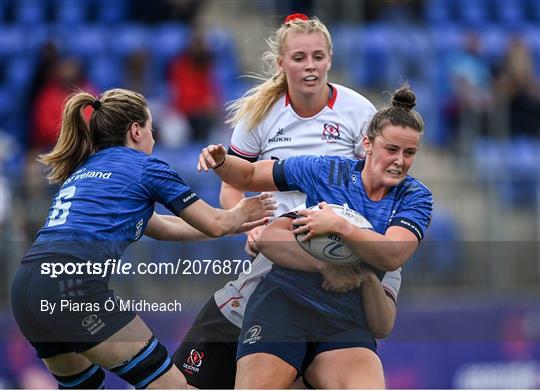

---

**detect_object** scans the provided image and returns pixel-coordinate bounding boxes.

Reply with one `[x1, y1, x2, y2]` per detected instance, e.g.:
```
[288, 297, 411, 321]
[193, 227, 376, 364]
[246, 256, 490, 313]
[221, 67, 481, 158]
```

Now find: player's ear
[128, 122, 142, 142]
[362, 136, 372, 154]
[277, 56, 284, 73]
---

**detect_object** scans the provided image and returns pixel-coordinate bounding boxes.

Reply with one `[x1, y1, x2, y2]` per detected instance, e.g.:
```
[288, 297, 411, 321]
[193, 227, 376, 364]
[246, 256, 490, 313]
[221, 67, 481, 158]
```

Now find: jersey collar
[285, 83, 337, 109]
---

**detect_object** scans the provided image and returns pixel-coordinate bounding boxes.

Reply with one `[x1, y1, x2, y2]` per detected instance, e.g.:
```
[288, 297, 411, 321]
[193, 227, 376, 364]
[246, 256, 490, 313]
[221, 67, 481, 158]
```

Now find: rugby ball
[294, 204, 373, 265]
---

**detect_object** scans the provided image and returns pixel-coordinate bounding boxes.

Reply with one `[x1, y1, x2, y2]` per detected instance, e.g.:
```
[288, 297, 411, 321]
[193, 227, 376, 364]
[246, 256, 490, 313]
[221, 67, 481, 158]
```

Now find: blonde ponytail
[39, 92, 95, 183]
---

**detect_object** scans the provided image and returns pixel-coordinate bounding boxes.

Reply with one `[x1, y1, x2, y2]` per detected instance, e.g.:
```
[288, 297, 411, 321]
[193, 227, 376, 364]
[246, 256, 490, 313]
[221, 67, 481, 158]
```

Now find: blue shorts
[10, 255, 136, 358]
[236, 278, 377, 376]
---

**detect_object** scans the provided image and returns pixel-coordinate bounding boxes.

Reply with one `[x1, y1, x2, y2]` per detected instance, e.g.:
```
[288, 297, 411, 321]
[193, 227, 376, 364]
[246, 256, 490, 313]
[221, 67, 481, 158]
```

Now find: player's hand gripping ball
[294, 204, 373, 265]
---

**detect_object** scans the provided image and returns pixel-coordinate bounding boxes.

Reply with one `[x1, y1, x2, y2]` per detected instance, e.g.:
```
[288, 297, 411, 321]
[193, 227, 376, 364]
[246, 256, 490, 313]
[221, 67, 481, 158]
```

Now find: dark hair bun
[391, 86, 416, 110]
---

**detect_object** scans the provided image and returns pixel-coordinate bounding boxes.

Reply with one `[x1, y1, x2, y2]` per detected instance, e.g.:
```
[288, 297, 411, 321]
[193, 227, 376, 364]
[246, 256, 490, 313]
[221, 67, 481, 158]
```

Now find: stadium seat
[151, 23, 190, 61]
[62, 25, 110, 59]
[456, 0, 489, 26]
[0, 25, 26, 58]
[493, 0, 525, 26]
[526, 0, 540, 22]
[348, 24, 392, 88]
[4, 57, 35, 90]
[0, 85, 16, 119]
[108, 24, 150, 58]
[87, 56, 122, 91]
[480, 25, 509, 64]
[96, 0, 128, 23]
[55, 0, 89, 24]
[424, 0, 453, 24]
[13, 0, 49, 24]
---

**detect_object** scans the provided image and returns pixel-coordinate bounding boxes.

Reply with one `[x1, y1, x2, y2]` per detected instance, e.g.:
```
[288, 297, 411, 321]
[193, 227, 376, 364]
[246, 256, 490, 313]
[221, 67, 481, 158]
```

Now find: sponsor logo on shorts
[183, 349, 204, 374]
[81, 314, 98, 327]
[243, 325, 262, 344]
[82, 315, 105, 335]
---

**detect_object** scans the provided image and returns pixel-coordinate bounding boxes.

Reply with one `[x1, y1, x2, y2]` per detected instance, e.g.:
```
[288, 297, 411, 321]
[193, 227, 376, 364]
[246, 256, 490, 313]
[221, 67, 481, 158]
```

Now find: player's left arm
[294, 185, 432, 271]
[144, 212, 271, 241]
[355, 264, 397, 339]
[144, 213, 210, 241]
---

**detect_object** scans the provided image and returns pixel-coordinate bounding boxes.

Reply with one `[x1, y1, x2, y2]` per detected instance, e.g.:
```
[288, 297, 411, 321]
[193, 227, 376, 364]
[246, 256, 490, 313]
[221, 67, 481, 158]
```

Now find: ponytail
[39, 92, 96, 183]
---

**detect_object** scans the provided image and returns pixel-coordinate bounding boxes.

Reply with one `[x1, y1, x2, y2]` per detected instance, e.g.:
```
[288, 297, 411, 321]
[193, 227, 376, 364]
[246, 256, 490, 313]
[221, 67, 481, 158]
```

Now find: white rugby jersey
[215, 83, 376, 327]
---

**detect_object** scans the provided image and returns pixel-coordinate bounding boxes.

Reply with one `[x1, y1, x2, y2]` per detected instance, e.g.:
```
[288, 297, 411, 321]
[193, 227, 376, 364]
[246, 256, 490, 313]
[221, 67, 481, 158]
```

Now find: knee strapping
[110, 336, 173, 389]
[53, 364, 105, 389]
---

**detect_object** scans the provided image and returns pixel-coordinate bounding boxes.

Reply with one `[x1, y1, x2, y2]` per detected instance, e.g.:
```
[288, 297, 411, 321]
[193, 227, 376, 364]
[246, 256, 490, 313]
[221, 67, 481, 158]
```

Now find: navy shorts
[173, 297, 240, 389]
[236, 280, 377, 376]
[10, 255, 136, 358]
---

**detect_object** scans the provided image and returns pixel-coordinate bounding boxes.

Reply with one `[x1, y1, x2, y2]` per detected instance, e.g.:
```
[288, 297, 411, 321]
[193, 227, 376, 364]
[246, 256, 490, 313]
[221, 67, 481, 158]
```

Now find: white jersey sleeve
[229, 117, 263, 162]
[381, 268, 402, 303]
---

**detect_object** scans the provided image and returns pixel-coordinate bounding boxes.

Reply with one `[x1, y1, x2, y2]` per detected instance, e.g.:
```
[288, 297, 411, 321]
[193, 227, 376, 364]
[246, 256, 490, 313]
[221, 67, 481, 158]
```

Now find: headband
[284, 13, 309, 23]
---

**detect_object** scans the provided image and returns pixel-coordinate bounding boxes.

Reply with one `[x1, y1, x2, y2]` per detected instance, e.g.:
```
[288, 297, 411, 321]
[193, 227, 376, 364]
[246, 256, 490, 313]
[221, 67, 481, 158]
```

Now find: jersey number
[47, 186, 76, 227]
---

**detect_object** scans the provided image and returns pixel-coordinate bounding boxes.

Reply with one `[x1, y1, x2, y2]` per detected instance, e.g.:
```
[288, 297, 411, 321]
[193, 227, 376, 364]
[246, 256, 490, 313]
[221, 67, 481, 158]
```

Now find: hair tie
[284, 13, 309, 23]
[91, 100, 102, 110]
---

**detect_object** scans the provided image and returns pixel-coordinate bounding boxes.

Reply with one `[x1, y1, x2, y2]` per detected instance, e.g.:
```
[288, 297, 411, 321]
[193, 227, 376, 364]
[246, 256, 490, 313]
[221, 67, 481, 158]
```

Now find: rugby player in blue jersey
[10, 88, 275, 389]
[198, 85, 433, 388]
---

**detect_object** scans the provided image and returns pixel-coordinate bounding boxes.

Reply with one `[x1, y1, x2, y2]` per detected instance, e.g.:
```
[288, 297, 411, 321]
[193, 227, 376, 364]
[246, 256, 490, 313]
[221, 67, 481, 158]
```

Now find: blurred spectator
[442, 32, 495, 144]
[168, 34, 221, 142]
[124, 49, 154, 96]
[22, 41, 60, 149]
[494, 36, 540, 137]
[131, 0, 202, 25]
[30, 57, 93, 151]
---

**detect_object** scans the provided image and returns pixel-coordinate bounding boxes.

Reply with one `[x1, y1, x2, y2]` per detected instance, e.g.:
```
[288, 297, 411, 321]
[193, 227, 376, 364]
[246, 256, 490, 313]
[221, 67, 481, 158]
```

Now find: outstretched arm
[198, 144, 278, 192]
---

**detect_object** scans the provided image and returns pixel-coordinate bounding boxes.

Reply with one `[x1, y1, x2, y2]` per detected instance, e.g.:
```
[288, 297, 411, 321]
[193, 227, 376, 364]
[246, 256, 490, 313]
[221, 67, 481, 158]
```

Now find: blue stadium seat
[205, 27, 238, 71]
[96, 0, 128, 23]
[353, 24, 392, 88]
[55, 0, 89, 24]
[63, 25, 110, 59]
[0, 85, 17, 119]
[14, 0, 49, 24]
[108, 24, 150, 58]
[424, 0, 453, 24]
[87, 56, 122, 91]
[4, 57, 35, 90]
[329, 24, 357, 71]
[480, 25, 509, 64]
[493, 0, 525, 26]
[0, 25, 26, 58]
[526, 0, 540, 22]
[151, 23, 190, 61]
[456, 0, 489, 26]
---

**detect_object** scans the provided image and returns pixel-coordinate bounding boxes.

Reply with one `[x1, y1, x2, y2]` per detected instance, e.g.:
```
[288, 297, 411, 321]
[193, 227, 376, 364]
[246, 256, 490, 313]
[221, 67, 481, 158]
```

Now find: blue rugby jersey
[24, 146, 199, 262]
[268, 155, 433, 325]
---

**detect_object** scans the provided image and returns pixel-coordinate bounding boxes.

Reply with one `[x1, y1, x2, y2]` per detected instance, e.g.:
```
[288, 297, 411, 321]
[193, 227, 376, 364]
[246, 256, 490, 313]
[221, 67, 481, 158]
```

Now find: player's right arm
[156, 196, 274, 238]
[198, 144, 278, 192]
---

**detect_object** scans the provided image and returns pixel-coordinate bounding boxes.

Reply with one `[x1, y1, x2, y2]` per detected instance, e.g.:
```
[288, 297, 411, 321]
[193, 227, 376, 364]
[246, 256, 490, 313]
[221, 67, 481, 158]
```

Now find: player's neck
[361, 170, 389, 201]
[288, 84, 330, 118]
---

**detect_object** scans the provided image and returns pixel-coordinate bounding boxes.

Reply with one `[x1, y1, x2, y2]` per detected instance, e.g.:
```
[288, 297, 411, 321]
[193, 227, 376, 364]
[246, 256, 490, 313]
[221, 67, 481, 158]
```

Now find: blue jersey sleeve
[272, 155, 322, 195]
[141, 156, 199, 215]
[389, 181, 433, 241]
